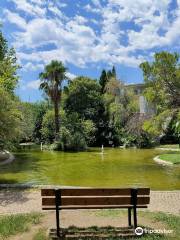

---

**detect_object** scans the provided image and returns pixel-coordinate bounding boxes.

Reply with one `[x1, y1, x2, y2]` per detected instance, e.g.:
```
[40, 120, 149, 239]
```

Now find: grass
[92, 210, 179, 239]
[159, 153, 180, 164]
[33, 228, 48, 240]
[0, 212, 42, 239]
[0, 211, 179, 239]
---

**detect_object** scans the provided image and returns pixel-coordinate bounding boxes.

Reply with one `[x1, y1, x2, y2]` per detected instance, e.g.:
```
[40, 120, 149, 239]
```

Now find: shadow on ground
[49, 226, 165, 239]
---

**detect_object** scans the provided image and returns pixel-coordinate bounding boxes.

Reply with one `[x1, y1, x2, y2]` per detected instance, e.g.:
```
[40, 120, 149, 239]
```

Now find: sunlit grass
[0, 213, 42, 239]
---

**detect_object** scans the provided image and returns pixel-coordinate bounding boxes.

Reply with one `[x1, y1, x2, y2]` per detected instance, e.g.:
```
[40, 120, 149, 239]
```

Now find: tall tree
[140, 51, 180, 144]
[0, 30, 8, 61]
[111, 66, 116, 78]
[39, 60, 68, 139]
[0, 30, 19, 94]
[99, 69, 108, 93]
[140, 51, 180, 109]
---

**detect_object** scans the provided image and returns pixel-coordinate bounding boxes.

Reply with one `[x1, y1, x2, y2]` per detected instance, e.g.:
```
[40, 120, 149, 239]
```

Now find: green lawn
[0, 213, 42, 239]
[159, 153, 180, 164]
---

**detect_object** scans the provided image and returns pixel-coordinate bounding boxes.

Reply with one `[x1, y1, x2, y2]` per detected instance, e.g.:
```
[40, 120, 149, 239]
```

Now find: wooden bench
[41, 188, 150, 238]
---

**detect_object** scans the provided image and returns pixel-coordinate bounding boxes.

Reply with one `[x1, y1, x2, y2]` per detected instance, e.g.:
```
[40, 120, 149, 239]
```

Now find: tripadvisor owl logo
[135, 227, 143, 236]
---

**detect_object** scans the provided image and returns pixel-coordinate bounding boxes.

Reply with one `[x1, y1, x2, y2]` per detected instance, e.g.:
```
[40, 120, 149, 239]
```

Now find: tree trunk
[54, 100, 59, 141]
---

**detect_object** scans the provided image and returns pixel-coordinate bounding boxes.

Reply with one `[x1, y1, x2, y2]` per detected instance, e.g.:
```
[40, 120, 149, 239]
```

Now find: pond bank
[0, 188, 180, 215]
[153, 156, 173, 165]
[0, 151, 15, 165]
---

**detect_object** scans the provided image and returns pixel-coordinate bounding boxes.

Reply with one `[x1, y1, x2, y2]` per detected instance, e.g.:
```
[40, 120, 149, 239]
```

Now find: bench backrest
[41, 188, 150, 210]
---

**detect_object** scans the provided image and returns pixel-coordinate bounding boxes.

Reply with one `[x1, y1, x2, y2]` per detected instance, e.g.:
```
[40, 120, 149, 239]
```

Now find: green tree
[99, 69, 108, 93]
[173, 111, 180, 148]
[0, 28, 20, 150]
[140, 51, 180, 110]
[0, 88, 21, 149]
[32, 101, 50, 143]
[140, 51, 180, 144]
[112, 66, 116, 78]
[41, 110, 96, 150]
[18, 102, 39, 142]
[0, 30, 19, 94]
[39, 60, 68, 139]
[41, 110, 56, 143]
[0, 30, 8, 61]
[103, 77, 139, 146]
[65, 76, 102, 122]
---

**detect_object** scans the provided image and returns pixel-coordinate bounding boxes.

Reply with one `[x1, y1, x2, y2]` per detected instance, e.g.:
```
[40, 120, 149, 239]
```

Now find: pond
[0, 148, 179, 190]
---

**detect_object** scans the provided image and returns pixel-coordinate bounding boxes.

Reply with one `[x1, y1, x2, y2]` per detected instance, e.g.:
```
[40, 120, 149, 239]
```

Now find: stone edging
[155, 147, 180, 151]
[0, 151, 15, 165]
[153, 155, 173, 166]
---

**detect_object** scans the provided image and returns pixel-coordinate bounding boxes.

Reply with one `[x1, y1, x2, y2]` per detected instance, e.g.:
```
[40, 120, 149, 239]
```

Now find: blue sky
[0, 0, 179, 102]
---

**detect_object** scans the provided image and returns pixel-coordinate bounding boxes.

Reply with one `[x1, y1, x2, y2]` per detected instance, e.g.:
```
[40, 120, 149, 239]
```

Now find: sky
[0, 0, 180, 102]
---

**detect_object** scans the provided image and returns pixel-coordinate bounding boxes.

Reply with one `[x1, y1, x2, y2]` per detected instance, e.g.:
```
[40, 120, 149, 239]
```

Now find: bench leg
[128, 208, 132, 227]
[56, 208, 60, 237]
[133, 207, 137, 228]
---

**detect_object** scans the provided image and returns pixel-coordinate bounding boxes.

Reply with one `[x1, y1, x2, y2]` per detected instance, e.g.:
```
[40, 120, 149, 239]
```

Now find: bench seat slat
[42, 205, 148, 210]
[42, 196, 150, 206]
[41, 188, 150, 196]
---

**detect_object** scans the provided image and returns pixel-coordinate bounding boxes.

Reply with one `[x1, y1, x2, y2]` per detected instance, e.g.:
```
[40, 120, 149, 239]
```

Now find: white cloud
[3, 9, 27, 29]
[11, 0, 46, 17]
[66, 72, 77, 80]
[22, 79, 41, 90]
[91, 0, 102, 8]
[84, 4, 101, 14]
[4, 0, 180, 70]
[23, 62, 44, 72]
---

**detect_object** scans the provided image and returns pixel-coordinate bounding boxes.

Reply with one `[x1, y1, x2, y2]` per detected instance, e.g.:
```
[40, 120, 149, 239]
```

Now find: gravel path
[0, 189, 179, 216]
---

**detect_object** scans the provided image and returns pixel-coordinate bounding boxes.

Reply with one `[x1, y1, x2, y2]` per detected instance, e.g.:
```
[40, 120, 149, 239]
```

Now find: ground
[0, 189, 180, 239]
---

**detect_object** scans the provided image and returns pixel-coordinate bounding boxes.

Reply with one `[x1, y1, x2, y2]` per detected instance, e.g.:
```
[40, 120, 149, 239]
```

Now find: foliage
[99, 69, 108, 93]
[33, 101, 50, 143]
[39, 60, 68, 138]
[140, 51, 180, 110]
[140, 51, 180, 145]
[18, 102, 39, 142]
[0, 88, 21, 150]
[102, 75, 141, 147]
[0, 30, 8, 61]
[143, 110, 173, 137]
[41, 110, 56, 143]
[58, 113, 96, 151]
[0, 28, 20, 150]
[65, 76, 102, 120]
[0, 30, 19, 95]
[41, 110, 96, 150]
[172, 111, 180, 147]
[99, 66, 116, 93]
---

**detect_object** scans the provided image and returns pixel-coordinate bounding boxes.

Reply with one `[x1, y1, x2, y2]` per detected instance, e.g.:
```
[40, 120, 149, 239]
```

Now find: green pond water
[0, 148, 180, 190]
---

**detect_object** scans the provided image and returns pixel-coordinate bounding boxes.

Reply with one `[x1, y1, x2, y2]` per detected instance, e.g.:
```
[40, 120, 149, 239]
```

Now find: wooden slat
[42, 196, 150, 206]
[41, 188, 150, 197]
[42, 205, 148, 210]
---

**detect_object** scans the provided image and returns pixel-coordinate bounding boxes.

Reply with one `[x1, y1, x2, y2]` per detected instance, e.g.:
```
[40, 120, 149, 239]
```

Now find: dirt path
[9, 210, 168, 240]
[0, 189, 180, 215]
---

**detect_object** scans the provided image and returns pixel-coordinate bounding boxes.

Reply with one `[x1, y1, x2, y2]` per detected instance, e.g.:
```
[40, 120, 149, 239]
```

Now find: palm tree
[39, 60, 68, 140]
